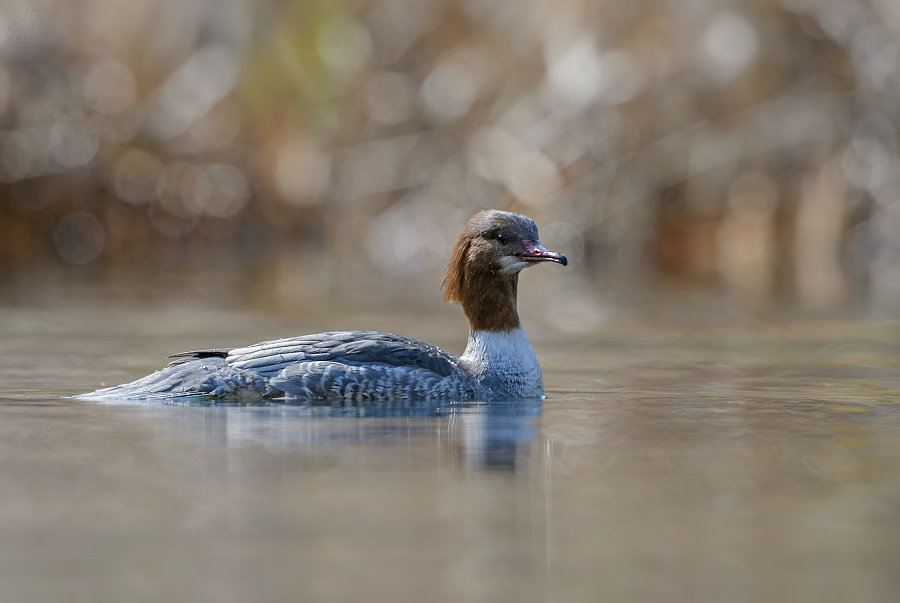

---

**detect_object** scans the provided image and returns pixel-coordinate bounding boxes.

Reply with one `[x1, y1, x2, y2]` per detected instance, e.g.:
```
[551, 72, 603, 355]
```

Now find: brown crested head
[441, 210, 567, 332]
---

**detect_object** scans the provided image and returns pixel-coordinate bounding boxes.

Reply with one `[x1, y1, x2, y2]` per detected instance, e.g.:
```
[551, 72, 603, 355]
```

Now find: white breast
[460, 328, 543, 398]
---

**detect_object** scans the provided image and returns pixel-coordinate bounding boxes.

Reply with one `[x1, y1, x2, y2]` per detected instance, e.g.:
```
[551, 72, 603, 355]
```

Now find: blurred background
[4, 5, 900, 601]
[1, 0, 899, 330]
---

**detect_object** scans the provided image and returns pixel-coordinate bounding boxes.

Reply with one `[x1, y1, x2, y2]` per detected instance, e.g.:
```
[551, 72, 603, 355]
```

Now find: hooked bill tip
[558, 254, 568, 266]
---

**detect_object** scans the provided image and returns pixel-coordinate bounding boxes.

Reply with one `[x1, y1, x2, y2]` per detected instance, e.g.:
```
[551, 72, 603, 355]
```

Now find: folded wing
[225, 331, 479, 401]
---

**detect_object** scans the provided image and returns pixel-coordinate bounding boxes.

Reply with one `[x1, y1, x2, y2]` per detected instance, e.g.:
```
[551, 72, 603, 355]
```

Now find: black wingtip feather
[167, 348, 233, 366]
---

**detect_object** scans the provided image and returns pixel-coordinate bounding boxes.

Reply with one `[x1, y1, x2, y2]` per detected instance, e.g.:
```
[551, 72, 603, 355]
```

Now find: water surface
[2, 308, 899, 603]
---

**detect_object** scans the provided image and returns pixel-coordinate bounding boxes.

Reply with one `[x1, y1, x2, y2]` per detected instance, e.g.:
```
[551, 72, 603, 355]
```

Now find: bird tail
[76, 358, 269, 401]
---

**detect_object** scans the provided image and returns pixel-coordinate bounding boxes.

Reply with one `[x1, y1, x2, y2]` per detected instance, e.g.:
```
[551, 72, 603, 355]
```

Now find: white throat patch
[497, 256, 533, 275]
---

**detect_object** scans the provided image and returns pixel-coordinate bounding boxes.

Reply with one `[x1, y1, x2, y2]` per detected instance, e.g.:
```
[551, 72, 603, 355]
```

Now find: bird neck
[459, 268, 520, 333]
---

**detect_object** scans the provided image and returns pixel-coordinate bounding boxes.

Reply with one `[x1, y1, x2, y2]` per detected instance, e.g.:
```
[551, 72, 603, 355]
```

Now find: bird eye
[497, 233, 508, 245]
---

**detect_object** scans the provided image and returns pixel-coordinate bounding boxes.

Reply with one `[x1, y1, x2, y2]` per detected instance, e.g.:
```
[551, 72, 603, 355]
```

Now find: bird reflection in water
[118, 397, 543, 472]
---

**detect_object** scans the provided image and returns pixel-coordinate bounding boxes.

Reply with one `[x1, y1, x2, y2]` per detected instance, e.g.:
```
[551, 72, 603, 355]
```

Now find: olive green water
[2, 307, 899, 603]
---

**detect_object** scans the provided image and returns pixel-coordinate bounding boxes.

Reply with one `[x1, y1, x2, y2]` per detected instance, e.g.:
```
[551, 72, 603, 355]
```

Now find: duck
[79, 210, 567, 402]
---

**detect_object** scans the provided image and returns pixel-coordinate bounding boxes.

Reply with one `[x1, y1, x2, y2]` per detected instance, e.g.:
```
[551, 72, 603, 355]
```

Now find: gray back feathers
[80, 330, 485, 402]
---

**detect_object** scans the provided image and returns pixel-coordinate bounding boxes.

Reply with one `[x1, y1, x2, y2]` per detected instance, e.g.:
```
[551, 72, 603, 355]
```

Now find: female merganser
[79, 210, 567, 402]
